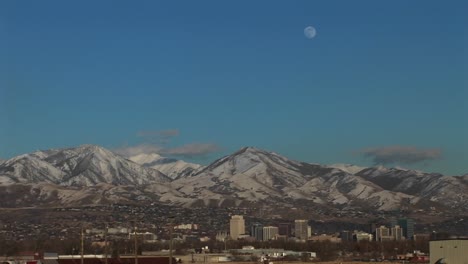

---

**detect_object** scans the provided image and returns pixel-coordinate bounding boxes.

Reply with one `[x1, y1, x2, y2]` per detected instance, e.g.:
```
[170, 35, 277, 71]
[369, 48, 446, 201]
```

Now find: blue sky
[0, 1, 467, 175]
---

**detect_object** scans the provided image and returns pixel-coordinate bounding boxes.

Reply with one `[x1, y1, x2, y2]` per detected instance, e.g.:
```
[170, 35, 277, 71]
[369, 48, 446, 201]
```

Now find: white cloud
[113, 144, 162, 157]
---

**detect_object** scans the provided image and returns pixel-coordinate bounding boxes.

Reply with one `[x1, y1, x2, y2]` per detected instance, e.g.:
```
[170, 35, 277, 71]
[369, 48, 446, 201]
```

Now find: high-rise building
[262, 226, 279, 241]
[278, 223, 292, 237]
[250, 223, 263, 241]
[391, 218, 414, 240]
[294, 219, 308, 240]
[391, 225, 404, 241]
[229, 215, 245, 240]
[375, 225, 390, 242]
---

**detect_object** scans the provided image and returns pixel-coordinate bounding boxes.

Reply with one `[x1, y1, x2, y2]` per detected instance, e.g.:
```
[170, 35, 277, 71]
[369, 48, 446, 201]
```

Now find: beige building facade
[430, 240, 468, 264]
[294, 219, 309, 240]
[229, 215, 245, 240]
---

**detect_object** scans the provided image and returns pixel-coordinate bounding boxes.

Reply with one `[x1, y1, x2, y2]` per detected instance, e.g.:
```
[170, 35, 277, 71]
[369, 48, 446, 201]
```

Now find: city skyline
[1, 1, 467, 175]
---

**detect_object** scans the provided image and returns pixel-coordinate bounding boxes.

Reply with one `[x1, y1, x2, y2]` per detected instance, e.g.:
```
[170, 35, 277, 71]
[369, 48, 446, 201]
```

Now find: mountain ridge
[0, 144, 170, 186]
[0, 144, 466, 214]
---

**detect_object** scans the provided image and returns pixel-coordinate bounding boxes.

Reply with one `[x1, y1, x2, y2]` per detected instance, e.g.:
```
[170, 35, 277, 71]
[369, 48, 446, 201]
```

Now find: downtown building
[375, 225, 405, 241]
[375, 226, 392, 242]
[294, 220, 309, 240]
[263, 226, 279, 241]
[229, 215, 245, 240]
[391, 218, 414, 240]
[251, 223, 263, 241]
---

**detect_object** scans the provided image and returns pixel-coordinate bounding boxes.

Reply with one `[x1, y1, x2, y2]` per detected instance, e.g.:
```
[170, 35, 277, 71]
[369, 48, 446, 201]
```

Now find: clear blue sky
[1, 1, 467, 175]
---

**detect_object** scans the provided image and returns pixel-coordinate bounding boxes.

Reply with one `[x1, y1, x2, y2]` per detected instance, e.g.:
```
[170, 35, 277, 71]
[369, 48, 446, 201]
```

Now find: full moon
[304, 26, 317, 39]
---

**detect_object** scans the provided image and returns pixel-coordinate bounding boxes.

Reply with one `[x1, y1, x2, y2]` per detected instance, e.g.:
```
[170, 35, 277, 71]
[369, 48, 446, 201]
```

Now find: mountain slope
[357, 166, 468, 210]
[0, 145, 170, 186]
[1, 145, 466, 213]
[328, 163, 367, 174]
[0, 154, 67, 184]
[167, 147, 417, 210]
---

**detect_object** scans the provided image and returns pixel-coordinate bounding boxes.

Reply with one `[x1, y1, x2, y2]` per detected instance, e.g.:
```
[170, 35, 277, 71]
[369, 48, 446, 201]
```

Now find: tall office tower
[375, 225, 390, 242]
[278, 223, 292, 237]
[294, 219, 309, 240]
[391, 218, 415, 240]
[229, 215, 245, 240]
[391, 225, 404, 241]
[250, 223, 263, 241]
[262, 226, 279, 241]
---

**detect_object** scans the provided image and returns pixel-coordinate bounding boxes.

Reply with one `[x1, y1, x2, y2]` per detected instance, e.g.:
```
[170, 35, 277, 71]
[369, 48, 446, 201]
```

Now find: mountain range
[0, 145, 467, 215]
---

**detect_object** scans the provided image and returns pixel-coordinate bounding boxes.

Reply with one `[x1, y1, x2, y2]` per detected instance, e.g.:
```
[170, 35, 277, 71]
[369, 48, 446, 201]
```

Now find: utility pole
[104, 223, 108, 264]
[169, 223, 173, 264]
[134, 221, 138, 264]
[168, 216, 175, 264]
[80, 226, 84, 264]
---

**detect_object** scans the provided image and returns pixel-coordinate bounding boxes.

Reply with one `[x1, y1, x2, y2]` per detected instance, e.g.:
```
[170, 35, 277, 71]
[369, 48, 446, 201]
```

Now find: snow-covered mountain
[166, 147, 418, 210]
[128, 153, 202, 179]
[0, 154, 67, 185]
[0, 145, 170, 186]
[0, 145, 466, 213]
[328, 163, 367, 174]
[356, 166, 468, 210]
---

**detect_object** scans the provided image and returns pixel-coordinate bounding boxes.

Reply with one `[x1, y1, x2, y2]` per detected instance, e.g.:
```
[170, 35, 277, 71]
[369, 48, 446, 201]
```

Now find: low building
[309, 234, 341, 243]
[414, 233, 430, 241]
[355, 231, 373, 241]
[430, 239, 468, 264]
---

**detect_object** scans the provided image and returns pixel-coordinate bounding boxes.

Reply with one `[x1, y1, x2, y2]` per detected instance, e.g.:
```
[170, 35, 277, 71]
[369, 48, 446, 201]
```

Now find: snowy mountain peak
[0, 145, 170, 186]
[234, 146, 265, 155]
[76, 144, 115, 156]
[1, 144, 467, 212]
[128, 152, 201, 180]
[228, 146, 291, 160]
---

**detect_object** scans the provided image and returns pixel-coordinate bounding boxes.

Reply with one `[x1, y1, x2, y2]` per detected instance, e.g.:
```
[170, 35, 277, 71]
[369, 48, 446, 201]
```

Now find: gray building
[250, 223, 263, 241]
[294, 219, 309, 240]
[391, 218, 414, 240]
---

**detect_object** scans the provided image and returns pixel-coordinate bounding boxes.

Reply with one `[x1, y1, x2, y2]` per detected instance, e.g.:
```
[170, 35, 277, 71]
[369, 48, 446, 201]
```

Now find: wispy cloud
[360, 145, 442, 165]
[161, 143, 221, 158]
[114, 144, 162, 157]
[136, 129, 179, 144]
[115, 129, 220, 159]
[114, 143, 220, 158]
